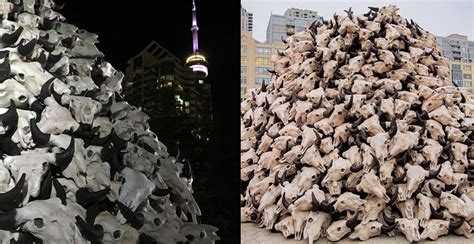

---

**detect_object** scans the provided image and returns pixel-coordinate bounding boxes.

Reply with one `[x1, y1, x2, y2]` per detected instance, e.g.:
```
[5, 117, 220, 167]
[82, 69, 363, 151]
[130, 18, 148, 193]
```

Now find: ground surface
[241, 223, 472, 244]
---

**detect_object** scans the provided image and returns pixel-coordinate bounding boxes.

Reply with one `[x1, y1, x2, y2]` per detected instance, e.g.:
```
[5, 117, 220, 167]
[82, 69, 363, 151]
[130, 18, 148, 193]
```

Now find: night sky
[61, 0, 240, 242]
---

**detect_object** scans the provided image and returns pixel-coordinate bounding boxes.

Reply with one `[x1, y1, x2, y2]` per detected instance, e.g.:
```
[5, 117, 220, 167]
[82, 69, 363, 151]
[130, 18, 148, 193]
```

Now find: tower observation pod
[185, 0, 208, 79]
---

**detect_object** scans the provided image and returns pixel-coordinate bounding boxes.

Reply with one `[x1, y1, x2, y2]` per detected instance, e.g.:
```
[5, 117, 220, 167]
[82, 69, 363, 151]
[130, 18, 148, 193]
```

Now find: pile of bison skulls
[241, 5, 474, 242]
[0, 0, 219, 243]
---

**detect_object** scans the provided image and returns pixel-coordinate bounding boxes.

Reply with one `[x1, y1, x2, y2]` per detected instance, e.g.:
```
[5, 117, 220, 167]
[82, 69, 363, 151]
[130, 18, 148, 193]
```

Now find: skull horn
[38, 168, 52, 200]
[382, 211, 395, 225]
[18, 38, 37, 57]
[0, 209, 17, 231]
[346, 210, 359, 229]
[387, 190, 398, 206]
[0, 100, 18, 137]
[381, 223, 396, 234]
[76, 188, 110, 207]
[152, 186, 172, 197]
[396, 152, 407, 166]
[388, 118, 397, 138]
[281, 192, 292, 209]
[352, 117, 364, 128]
[39, 77, 56, 102]
[350, 163, 363, 172]
[344, 95, 354, 110]
[429, 183, 441, 198]
[52, 177, 67, 205]
[321, 200, 336, 213]
[428, 165, 441, 178]
[392, 171, 406, 184]
[323, 106, 334, 117]
[30, 118, 51, 147]
[2, 26, 24, 46]
[75, 215, 104, 242]
[430, 204, 443, 219]
[55, 136, 75, 172]
[449, 218, 464, 231]
[0, 173, 26, 211]
[115, 200, 145, 229]
[368, 6, 379, 11]
[444, 184, 456, 191]
[311, 193, 320, 212]
[313, 96, 323, 109]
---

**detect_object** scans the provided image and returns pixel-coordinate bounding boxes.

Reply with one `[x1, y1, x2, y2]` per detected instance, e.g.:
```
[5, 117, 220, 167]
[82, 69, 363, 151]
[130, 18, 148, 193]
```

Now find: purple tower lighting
[186, 0, 208, 79]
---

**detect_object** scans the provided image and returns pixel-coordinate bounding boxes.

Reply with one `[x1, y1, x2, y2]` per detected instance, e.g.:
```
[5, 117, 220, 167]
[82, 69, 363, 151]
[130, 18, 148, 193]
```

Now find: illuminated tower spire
[186, 0, 208, 79]
[191, 0, 199, 54]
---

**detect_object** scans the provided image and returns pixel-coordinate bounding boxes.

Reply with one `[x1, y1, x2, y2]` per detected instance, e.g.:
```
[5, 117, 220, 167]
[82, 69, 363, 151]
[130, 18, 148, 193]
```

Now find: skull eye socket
[401, 224, 405, 228]
[370, 226, 376, 230]
[33, 218, 44, 228]
[113, 230, 121, 238]
[377, 203, 381, 207]
[448, 196, 452, 200]
[87, 150, 93, 158]
[340, 169, 345, 172]
[341, 200, 345, 204]
[439, 224, 443, 229]
[308, 217, 313, 223]
[154, 218, 161, 225]
[312, 175, 317, 179]
[337, 226, 342, 231]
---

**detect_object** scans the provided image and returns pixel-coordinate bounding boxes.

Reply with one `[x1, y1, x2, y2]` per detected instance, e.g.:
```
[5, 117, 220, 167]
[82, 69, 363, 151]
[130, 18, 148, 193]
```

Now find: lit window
[241, 56, 247, 65]
[255, 57, 271, 66]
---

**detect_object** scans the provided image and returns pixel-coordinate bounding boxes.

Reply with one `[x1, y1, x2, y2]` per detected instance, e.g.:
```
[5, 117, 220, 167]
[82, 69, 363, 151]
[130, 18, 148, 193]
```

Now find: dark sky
[61, 0, 240, 242]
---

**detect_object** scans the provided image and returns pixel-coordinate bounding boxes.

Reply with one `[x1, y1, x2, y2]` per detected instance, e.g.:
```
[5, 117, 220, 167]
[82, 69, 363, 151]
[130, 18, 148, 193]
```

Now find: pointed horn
[38, 168, 52, 200]
[152, 186, 172, 196]
[313, 96, 323, 109]
[430, 204, 443, 219]
[344, 95, 353, 110]
[392, 171, 406, 184]
[429, 166, 441, 178]
[76, 187, 110, 207]
[2, 26, 24, 46]
[323, 106, 334, 117]
[387, 190, 398, 206]
[311, 193, 320, 212]
[0, 210, 18, 231]
[55, 136, 75, 172]
[273, 172, 280, 186]
[321, 200, 336, 213]
[30, 118, 51, 147]
[351, 163, 363, 173]
[52, 177, 67, 205]
[381, 223, 396, 234]
[352, 117, 363, 128]
[251, 194, 259, 209]
[18, 38, 37, 57]
[388, 118, 397, 138]
[115, 201, 144, 229]
[0, 100, 18, 136]
[40, 77, 55, 102]
[429, 183, 441, 198]
[346, 211, 359, 229]
[368, 6, 379, 11]
[382, 211, 395, 225]
[281, 192, 291, 209]
[0, 174, 26, 211]
[396, 152, 407, 166]
[449, 218, 464, 231]
[75, 215, 104, 242]
[445, 184, 456, 191]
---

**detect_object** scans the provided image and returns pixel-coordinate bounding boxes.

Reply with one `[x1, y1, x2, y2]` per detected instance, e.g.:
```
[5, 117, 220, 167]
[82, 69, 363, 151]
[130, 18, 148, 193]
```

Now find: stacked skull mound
[0, 0, 218, 243]
[241, 5, 474, 242]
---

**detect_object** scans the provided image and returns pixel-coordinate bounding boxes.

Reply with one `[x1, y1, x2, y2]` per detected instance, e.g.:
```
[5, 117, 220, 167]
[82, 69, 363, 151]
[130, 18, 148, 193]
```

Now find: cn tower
[185, 0, 208, 79]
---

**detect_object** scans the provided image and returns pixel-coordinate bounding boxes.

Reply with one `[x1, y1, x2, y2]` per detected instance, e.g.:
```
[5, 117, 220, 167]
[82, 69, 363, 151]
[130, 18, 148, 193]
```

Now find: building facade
[436, 34, 474, 97]
[266, 8, 322, 44]
[241, 30, 285, 99]
[241, 6, 253, 32]
[123, 41, 212, 147]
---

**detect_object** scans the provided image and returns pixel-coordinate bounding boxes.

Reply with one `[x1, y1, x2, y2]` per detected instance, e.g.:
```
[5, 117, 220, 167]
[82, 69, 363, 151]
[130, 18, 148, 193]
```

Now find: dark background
[61, 0, 240, 242]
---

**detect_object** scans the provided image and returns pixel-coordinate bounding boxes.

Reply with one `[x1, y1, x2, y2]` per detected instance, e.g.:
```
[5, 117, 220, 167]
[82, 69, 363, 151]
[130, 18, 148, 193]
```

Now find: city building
[124, 40, 211, 120]
[241, 5, 253, 32]
[266, 8, 323, 44]
[241, 30, 285, 99]
[436, 34, 474, 97]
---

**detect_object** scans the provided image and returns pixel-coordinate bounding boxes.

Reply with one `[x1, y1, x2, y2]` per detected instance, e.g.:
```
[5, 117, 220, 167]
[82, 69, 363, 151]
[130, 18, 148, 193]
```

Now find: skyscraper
[185, 0, 208, 79]
[436, 34, 474, 94]
[241, 5, 253, 32]
[266, 8, 323, 44]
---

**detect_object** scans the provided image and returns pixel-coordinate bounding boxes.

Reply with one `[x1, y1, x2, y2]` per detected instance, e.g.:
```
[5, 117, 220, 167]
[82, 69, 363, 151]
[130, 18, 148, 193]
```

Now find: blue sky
[241, 0, 474, 43]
